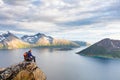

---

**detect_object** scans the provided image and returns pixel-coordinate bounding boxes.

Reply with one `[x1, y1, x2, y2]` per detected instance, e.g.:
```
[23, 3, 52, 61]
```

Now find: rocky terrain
[0, 61, 46, 80]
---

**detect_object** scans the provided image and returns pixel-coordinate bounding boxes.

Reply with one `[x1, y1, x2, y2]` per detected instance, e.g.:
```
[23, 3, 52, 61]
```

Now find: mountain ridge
[77, 38, 120, 58]
[0, 32, 87, 49]
[0, 32, 30, 49]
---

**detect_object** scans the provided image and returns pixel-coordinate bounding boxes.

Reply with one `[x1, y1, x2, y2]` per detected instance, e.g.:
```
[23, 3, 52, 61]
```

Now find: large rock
[0, 62, 46, 80]
[0, 68, 5, 71]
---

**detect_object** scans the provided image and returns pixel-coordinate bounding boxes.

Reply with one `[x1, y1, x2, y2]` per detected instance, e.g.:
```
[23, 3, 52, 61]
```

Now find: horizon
[0, 0, 120, 43]
[1, 31, 120, 44]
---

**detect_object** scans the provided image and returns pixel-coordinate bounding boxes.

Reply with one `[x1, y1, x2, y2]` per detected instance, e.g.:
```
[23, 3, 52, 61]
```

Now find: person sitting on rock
[23, 50, 36, 62]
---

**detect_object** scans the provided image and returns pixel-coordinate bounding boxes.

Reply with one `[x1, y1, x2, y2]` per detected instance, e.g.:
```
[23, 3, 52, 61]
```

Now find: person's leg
[32, 56, 36, 62]
[0, 75, 2, 79]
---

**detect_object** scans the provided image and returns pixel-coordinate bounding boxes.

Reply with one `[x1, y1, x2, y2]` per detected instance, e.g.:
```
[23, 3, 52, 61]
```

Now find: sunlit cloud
[0, 0, 120, 43]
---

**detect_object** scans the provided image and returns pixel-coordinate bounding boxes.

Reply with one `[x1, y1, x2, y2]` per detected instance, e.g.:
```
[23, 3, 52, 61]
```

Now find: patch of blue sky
[32, 0, 42, 6]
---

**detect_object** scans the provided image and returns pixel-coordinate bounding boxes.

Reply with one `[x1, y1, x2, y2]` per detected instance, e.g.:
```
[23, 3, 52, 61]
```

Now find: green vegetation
[79, 45, 120, 59]
[78, 38, 120, 59]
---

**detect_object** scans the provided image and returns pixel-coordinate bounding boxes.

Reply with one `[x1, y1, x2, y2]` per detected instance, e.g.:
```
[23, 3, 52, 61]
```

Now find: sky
[0, 0, 120, 43]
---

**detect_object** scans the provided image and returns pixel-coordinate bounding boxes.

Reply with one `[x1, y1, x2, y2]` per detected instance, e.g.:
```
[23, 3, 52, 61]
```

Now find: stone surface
[0, 61, 46, 80]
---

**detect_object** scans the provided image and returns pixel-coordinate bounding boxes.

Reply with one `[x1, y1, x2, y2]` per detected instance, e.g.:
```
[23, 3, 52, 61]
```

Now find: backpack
[23, 52, 28, 59]
[23, 52, 32, 61]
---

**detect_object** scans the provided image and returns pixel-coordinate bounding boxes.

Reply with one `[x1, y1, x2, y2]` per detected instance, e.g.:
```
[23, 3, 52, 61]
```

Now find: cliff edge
[0, 62, 46, 80]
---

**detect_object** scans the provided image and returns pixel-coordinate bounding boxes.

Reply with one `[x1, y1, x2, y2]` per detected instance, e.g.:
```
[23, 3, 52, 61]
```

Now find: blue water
[0, 47, 120, 80]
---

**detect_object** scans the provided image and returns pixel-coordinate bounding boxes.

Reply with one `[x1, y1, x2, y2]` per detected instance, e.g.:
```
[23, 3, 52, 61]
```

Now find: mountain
[21, 33, 53, 44]
[0, 31, 30, 49]
[0, 32, 81, 49]
[77, 38, 120, 58]
[73, 41, 90, 46]
[0, 61, 46, 80]
[21, 33, 78, 47]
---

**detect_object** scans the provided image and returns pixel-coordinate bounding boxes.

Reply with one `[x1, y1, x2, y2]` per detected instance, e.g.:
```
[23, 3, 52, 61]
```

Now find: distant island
[0, 31, 88, 49]
[77, 38, 120, 58]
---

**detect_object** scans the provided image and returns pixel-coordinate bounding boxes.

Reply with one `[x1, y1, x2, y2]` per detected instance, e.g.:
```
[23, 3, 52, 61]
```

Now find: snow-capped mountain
[0, 31, 18, 42]
[0, 32, 30, 49]
[21, 33, 78, 47]
[0, 35, 5, 42]
[0, 32, 80, 49]
[21, 33, 53, 44]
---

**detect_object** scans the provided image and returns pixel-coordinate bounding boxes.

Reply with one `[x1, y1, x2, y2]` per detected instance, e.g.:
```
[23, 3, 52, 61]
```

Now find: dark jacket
[27, 51, 33, 58]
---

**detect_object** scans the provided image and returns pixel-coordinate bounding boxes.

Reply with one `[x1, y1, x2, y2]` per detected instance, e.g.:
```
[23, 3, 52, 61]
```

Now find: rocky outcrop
[0, 62, 46, 80]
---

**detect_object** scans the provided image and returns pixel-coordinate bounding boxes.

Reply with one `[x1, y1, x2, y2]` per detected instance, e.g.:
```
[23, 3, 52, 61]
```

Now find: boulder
[0, 62, 46, 80]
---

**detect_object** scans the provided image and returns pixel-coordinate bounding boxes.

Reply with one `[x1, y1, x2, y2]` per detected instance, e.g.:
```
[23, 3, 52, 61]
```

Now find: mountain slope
[21, 33, 78, 47]
[0, 32, 81, 49]
[0, 32, 30, 49]
[21, 33, 53, 44]
[73, 41, 89, 46]
[77, 38, 120, 58]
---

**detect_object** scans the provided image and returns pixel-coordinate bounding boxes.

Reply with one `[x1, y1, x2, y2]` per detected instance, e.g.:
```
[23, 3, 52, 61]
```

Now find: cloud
[57, 0, 120, 26]
[18, 21, 62, 32]
[0, 0, 120, 43]
[50, 21, 120, 43]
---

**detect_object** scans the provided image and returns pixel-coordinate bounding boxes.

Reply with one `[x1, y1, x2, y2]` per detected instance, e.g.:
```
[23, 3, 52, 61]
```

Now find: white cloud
[18, 21, 63, 33]
[0, 0, 119, 43]
[50, 21, 120, 43]
[0, 0, 4, 5]
[0, 0, 117, 23]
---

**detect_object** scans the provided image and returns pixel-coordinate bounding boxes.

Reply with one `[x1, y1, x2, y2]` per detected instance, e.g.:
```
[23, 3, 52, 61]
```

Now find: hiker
[23, 50, 36, 62]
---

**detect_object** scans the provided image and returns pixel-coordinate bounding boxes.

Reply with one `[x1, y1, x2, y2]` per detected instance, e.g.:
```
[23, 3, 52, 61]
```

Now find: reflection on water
[0, 47, 120, 80]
